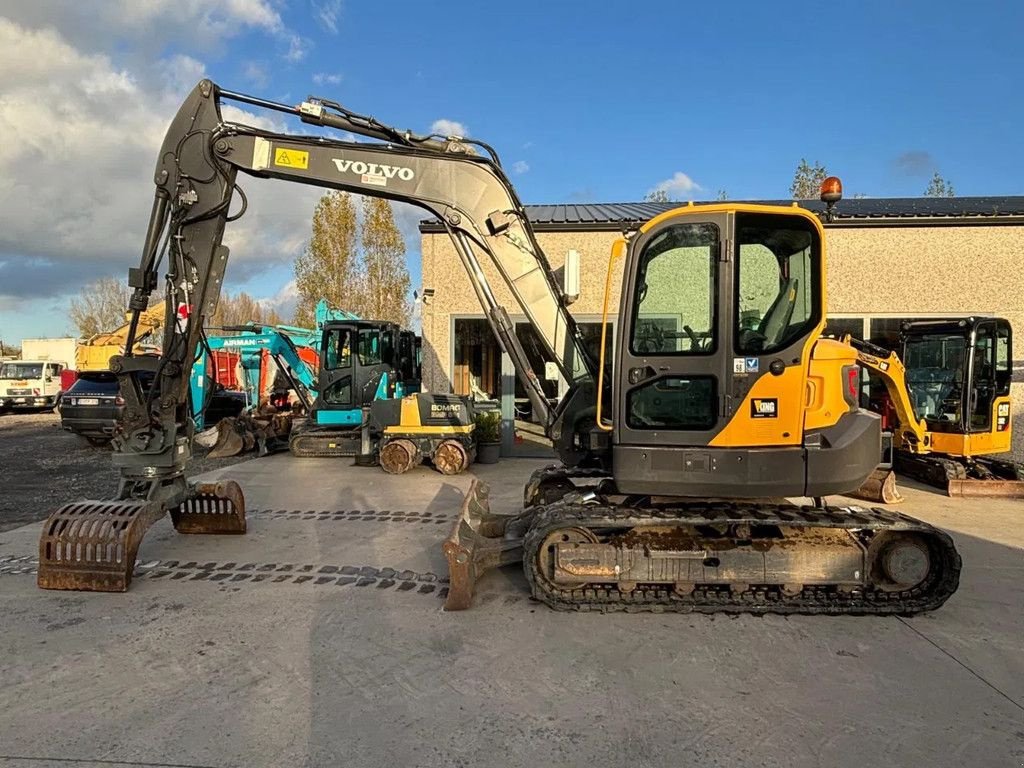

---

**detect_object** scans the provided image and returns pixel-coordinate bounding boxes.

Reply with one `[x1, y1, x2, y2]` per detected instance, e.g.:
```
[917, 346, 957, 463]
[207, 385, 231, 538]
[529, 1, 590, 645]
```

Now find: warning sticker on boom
[274, 148, 309, 169]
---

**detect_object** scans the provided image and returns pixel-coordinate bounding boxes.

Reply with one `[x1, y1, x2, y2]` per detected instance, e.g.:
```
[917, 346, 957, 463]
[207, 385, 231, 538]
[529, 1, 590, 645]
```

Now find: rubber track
[289, 429, 361, 458]
[522, 501, 961, 615]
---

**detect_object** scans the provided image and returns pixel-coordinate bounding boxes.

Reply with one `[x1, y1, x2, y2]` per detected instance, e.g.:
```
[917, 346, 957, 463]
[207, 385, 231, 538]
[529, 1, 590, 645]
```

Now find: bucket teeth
[171, 481, 246, 534]
[37, 500, 166, 592]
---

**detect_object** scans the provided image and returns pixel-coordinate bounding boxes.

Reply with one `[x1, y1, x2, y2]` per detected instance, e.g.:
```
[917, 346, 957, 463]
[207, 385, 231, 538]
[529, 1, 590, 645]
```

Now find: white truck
[0, 337, 78, 411]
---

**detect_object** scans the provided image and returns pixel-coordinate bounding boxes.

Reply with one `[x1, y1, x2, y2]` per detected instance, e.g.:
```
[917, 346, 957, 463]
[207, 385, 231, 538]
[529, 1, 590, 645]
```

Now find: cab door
[614, 213, 733, 449]
[313, 324, 359, 425]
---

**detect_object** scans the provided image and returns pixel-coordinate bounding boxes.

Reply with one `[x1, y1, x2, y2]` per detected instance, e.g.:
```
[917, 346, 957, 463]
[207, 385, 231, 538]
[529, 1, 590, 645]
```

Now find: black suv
[59, 371, 124, 444]
[60, 371, 248, 445]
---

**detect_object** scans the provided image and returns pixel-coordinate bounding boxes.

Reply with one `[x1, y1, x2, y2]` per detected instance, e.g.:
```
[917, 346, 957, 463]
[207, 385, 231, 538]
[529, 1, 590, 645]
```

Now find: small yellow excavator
[38, 80, 966, 615]
[849, 321, 1021, 498]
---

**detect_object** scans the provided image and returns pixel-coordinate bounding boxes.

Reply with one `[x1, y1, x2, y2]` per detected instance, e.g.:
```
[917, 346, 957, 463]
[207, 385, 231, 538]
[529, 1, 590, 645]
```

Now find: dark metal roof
[419, 196, 1024, 233]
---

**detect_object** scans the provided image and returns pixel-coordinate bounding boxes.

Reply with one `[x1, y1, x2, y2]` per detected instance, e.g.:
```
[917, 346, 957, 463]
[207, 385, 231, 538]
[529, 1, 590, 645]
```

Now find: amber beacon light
[820, 176, 843, 203]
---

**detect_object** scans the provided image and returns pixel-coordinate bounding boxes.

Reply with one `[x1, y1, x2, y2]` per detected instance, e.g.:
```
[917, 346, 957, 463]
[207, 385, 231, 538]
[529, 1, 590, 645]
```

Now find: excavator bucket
[850, 467, 904, 505]
[441, 480, 525, 610]
[208, 418, 246, 458]
[37, 482, 245, 592]
[946, 479, 1024, 498]
[171, 481, 246, 534]
[38, 500, 166, 592]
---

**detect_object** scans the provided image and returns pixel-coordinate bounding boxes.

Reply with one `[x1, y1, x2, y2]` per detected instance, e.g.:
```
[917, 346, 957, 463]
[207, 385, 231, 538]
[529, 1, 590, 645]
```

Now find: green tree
[715, 189, 729, 201]
[644, 189, 670, 203]
[924, 172, 955, 197]
[293, 191, 360, 326]
[360, 198, 411, 325]
[69, 277, 131, 337]
[208, 291, 276, 332]
[790, 159, 828, 199]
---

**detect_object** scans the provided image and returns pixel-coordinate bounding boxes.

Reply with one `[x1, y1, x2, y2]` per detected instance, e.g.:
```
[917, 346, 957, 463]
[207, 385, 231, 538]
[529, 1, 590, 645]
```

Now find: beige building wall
[421, 222, 1024, 458]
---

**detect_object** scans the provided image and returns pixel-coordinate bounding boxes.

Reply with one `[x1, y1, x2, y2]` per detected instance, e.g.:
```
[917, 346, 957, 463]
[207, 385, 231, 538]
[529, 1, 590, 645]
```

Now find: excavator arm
[194, 326, 317, 425]
[843, 336, 929, 453]
[38, 79, 604, 592]
[120, 80, 597, 482]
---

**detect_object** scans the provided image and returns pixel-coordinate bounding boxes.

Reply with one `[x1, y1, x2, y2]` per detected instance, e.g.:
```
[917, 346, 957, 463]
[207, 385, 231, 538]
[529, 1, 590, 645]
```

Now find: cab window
[735, 214, 820, 354]
[323, 328, 352, 370]
[359, 328, 382, 366]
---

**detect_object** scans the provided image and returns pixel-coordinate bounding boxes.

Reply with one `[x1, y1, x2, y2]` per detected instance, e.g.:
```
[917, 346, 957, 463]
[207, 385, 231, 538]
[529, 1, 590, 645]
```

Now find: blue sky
[0, 0, 1022, 344]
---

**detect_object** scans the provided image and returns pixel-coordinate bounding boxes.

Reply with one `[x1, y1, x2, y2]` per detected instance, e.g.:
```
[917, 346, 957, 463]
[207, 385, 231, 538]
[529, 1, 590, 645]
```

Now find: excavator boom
[37, 79, 602, 592]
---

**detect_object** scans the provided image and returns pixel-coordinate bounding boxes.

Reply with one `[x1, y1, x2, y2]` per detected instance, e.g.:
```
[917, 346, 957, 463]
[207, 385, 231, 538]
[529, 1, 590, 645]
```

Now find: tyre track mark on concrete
[0, 554, 450, 601]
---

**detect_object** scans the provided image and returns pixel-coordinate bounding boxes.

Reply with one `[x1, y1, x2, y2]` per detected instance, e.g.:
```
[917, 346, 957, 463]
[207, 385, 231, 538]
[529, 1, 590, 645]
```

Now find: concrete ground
[0, 456, 1022, 768]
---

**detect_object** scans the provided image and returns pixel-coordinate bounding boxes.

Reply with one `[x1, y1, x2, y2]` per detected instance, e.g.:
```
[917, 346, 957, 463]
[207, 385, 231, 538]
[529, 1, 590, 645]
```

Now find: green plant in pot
[474, 409, 502, 464]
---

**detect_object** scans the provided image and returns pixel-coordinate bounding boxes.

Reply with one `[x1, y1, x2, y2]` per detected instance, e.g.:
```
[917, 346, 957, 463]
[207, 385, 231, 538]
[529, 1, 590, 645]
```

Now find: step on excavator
[38, 80, 963, 613]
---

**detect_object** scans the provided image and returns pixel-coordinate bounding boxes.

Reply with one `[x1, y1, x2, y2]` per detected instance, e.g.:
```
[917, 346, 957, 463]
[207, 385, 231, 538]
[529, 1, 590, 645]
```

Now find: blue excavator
[192, 310, 471, 470]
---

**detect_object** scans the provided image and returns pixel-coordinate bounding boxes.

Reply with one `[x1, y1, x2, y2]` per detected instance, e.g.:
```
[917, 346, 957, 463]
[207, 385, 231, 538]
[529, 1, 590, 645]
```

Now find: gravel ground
[0, 410, 249, 532]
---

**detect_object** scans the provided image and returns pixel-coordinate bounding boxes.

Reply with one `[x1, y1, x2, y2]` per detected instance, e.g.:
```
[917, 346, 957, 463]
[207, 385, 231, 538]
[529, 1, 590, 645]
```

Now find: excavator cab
[310, 319, 400, 428]
[901, 318, 1012, 450]
[610, 206, 879, 498]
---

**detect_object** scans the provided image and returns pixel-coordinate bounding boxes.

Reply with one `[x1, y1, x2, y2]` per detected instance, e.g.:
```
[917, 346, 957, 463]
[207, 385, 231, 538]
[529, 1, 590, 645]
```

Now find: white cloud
[0, 17, 321, 306]
[1, 1, 285, 56]
[312, 0, 343, 33]
[648, 171, 702, 198]
[312, 72, 343, 86]
[512, 160, 530, 175]
[430, 119, 469, 138]
[243, 61, 268, 88]
[284, 34, 310, 62]
[162, 53, 208, 95]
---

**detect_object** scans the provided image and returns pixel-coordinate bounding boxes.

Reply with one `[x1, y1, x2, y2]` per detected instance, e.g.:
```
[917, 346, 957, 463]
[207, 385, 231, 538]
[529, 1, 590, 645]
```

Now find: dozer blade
[207, 419, 245, 458]
[171, 481, 246, 534]
[947, 478, 1024, 498]
[850, 468, 904, 504]
[441, 480, 525, 610]
[38, 500, 166, 592]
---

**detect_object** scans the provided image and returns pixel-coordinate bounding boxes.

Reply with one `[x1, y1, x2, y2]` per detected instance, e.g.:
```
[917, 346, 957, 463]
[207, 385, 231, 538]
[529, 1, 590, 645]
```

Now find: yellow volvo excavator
[37, 80, 963, 615]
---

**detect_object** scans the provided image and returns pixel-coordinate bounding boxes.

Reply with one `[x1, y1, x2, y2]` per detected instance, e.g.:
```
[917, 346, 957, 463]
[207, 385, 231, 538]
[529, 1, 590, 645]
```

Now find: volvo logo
[332, 158, 415, 183]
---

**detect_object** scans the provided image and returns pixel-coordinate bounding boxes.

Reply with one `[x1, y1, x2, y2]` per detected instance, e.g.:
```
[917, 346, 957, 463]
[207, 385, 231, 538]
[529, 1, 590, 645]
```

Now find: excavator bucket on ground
[442, 481, 524, 610]
[170, 481, 247, 534]
[37, 481, 246, 592]
[208, 419, 246, 458]
[894, 452, 1024, 498]
[208, 412, 296, 458]
[37, 500, 166, 592]
[850, 467, 904, 505]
